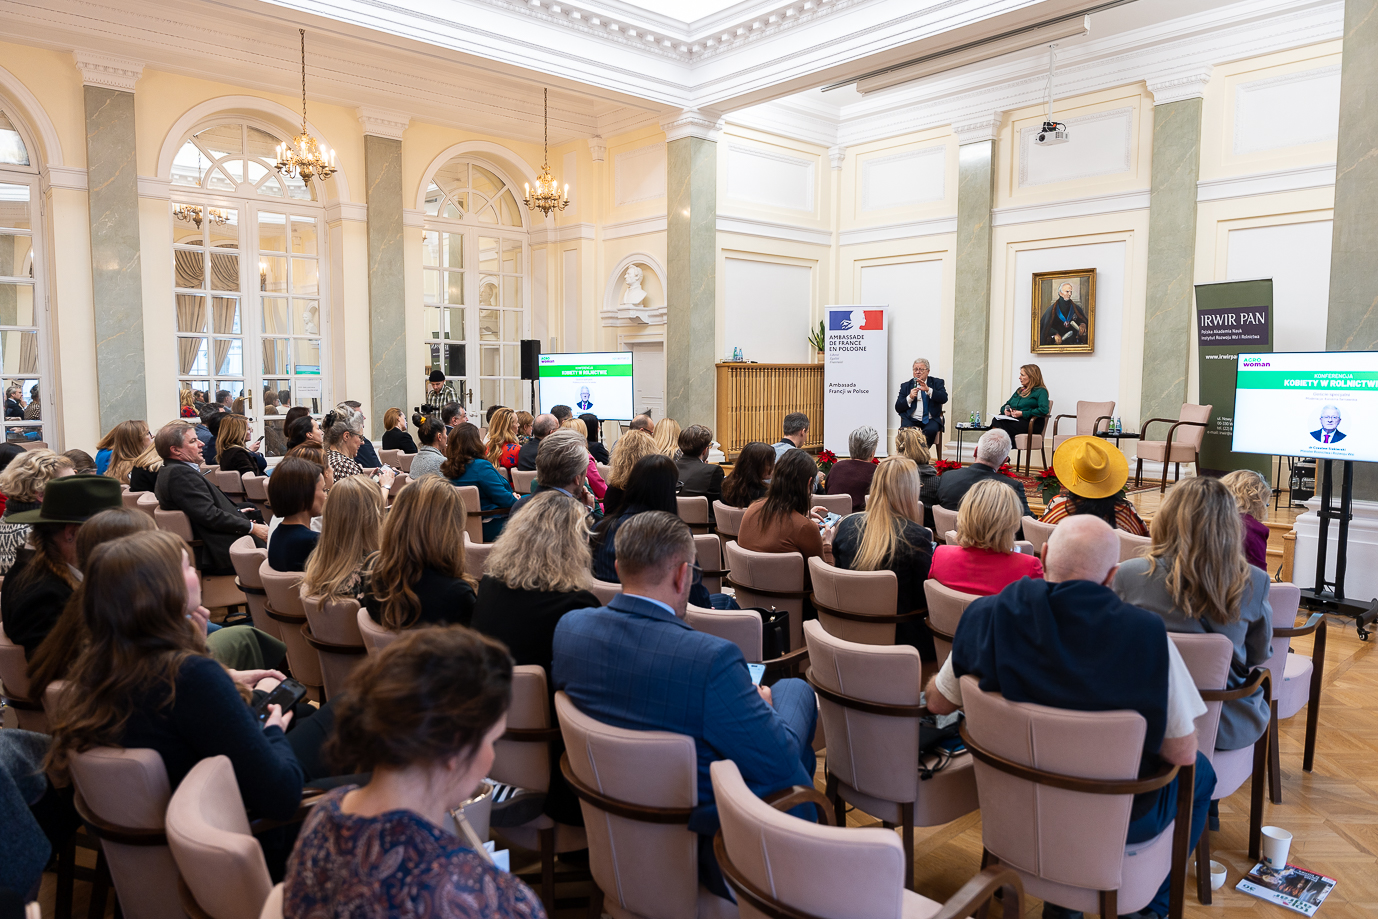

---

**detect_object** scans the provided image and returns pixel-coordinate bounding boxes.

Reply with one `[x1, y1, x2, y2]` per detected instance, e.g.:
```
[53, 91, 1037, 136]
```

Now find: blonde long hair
[852, 456, 924, 571]
[652, 419, 681, 458]
[214, 414, 249, 460]
[1018, 363, 1046, 397]
[1143, 476, 1249, 625]
[368, 476, 473, 630]
[1221, 469, 1269, 521]
[484, 490, 592, 592]
[893, 428, 931, 466]
[608, 429, 657, 489]
[303, 476, 384, 600]
[956, 479, 1020, 552]
[485, 408, 519, 466]
[105, 420, 152, 485]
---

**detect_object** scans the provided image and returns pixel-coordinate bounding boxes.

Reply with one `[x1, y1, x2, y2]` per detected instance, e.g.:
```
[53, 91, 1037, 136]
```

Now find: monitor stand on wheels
[1298, 459, 1378, 638]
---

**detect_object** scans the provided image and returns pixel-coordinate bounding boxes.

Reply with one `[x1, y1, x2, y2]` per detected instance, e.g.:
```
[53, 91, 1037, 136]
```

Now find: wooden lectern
[715, 362, 824, 459]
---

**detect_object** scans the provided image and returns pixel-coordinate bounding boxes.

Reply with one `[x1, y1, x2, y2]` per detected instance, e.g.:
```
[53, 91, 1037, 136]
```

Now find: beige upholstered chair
[677, 496, 711, 534]
[300, 593, 366, 700]
[356, 607, 399, 656]
[512, 470, 538, 495]
[694, 534, 726, 594]
[19, 441, 47, 451]
[68, 747, 183, 919]
[379, 448, 403, 469]
[258, 886, 283, 919]
[0, 622, 45, 732]
[804, 621, 978, 890]
[394, 451, 414, 473]
[1117, 530, 1151, 563]
[259, 561, 323, 700]
[216, 470, 245, 498]
[136, 490, 160, 520]
[1021, 516, 1056, 555]
[1264, 582, 1325, 803]
[589, 578, 622, 605]
[1051, 400, 1116, 452]
[1170, 632, 1268, 903]
[122, 489, 147, 509]
[240, 474, 271, 521]
[166, 756, 273, 919]
[959, 675, 1193, 919]
[490, 667, 586, 913]
[153, 507, 248, 611]
[808, 557, 921, 646]
[931, 505, 958, 545]
[683, 604, 809, 681]
[711, 758, 1023, 919]
[387, 472, 410, 503]
[723, 542, 808, 653]
[1135, 403, 1212, 493]
[462, 532, 494, 576]
[809, 493, 853, 518]
[555, 691, 734, 919]
[229, 536, 277, 638]
[1012, 400, 1053, 475]
[453, 484, 486, 544]
[712, 501, 747, 540]
[923, 580, 980, 667]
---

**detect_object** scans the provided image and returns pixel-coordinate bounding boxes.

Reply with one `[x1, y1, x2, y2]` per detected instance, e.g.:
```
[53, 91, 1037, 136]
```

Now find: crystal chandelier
[173, 204, 228, 229]
[275, 29, 336, 183]
[524, 89, 569, 218]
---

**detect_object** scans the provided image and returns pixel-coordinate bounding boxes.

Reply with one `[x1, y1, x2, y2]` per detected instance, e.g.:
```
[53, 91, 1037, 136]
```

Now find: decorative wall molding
[1146, 71, 1212, 105]
[860, 145, 945, 212]
[828, 145, 846, 170]
[614, 142, 667, 206]
[1017, 107, 1133, 188]
[0, 63, 66, 166]
[725, 144, 815, 212]
[42, 165, 87, 191]
[588, 136, 607, 163]
[357, 107, 410, 140]
[716, 214, 831, 245]
[72, 50, 144, 92]
[660, 109, 723, 143]
[529, 222, 597, 245]
[991, 189, 1150, 227]
[602, 252, 668, 327]
[954, 115, 1001, 146]
[400, 207, 424, 227]
[837, 215, 957, 246]
[602, 216, 668, 239]
[1233, 64, 1340, 154]
[1196, 163, 1336, 203]
[137, 174, 169, 199]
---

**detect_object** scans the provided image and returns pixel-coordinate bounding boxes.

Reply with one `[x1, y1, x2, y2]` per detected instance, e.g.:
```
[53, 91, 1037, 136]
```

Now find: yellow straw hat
[1052, 435, 1129, 500]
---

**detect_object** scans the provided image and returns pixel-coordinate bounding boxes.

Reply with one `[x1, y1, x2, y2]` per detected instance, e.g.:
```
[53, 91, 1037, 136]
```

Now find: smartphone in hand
[747, 663, 766, 686]
[816, 511, 841, 531]
[253, 678, 308, 725]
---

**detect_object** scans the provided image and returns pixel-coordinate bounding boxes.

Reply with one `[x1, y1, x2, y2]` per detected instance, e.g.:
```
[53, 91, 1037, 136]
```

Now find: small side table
[953, 423, 992, 462]
[1093, 431, 1140, 449]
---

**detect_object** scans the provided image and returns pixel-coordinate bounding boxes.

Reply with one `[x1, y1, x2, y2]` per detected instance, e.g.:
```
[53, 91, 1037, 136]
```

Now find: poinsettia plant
[816, 450, 837, 474]
[934, 459, 962, 474]
[1037, 467, 1062, 503]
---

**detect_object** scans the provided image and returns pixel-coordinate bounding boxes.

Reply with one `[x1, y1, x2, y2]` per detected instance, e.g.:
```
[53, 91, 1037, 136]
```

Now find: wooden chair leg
[825, 771, 845, 827]
[88, 849, 113, 919]
[1250, 728, 1268, 861]
[54, 834, 76, 919]
[1304, 623, 1326, 773]
[539, 827, 555, 914]
[587, 883, 604, 919]
[1135, 457, 1143, 488]
[1168, 761, 1193, 919]
[1099, 889, 1117, 919]
[901, 802, 914, 892]
[1269, 701, 1283, 804]
[1196, 823, 1213, 905]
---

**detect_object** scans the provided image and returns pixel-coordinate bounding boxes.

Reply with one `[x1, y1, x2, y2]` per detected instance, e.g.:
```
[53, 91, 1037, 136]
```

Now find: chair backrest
[68, 746, 184, 919]
[229, 536, 276, 637]
[393, 452, 413, 473]
[1167, 632, 1234, 761]
[723, 541, 807, 652]
[300, 593, 365, 700]
[1265, 581, 1302, 685]
[712, 758, 909, 919]
[596, 463, 613, 484]
[356, 607, 400, 655]
[923, 579, 980, 665]
[462, 533, 494, 576]
[811, 493, 854, 517]
[122, 489, 146, 509]
[804, 620, 921, 805]
[453, 484, 484, 544]
[1117, 530, 1151, 563]
[693, 533, 723, 594]
[153, 507, 196, 545]
[1021, 516, 1056, 554]
[20, 441, 47, 451]
[961, 676, 1145, 893]
[0, 621, 33, 700]
[555, 692, 701, 919]
[1075, 401, 1115, 436]
[259, 884, 284, 919]
[808, 556, 899, 645]
[259, 563, 307, 619]
[388, 471, 409, 500]
[241, 473, 269, 504]
[589, 578, 623, 605]
[490, 665, 553, 793]
[676, 495, 709, 528]
[216, 470, 244, 496]
[166, 756, 272, 919]
[932, 505, 958, 544]
[379, 449, 402, 468]
[1174, 403, 1213, 448]
[136, 490, 160, 520]
[512, 469, 537, 494]
[258, 560, 323, 691]
[712, 500, 747, 538]
[684, 603, 762, 662]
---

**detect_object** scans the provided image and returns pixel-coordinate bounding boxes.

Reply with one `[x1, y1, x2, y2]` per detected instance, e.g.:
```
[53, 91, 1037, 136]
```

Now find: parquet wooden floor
[813, 613, 1378, 919]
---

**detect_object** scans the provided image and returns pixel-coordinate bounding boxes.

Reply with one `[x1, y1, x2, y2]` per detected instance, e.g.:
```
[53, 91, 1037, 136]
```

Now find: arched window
[0, 108, 46, 445]
[421, 159, 529, 413]
[170, 122, 326, 454]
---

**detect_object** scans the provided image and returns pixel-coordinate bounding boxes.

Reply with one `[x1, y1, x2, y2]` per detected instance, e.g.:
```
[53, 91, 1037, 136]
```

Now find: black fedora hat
[8, 474, 123, 524]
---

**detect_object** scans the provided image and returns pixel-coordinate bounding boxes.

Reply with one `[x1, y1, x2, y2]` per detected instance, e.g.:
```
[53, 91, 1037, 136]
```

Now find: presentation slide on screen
[1233, 351, 1378, 463]
[538, 352, 635, 420]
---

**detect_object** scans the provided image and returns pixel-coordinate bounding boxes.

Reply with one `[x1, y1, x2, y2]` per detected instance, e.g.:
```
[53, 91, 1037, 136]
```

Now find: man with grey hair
[926, 515, 1214, 919]
[553, 510, 819, 903]
[773, 412, 811, 459]
[510, 429, 596, 517]
[1310, 405, 1345, 444]
[894, 357, 947, 446]
[823, 424, 879, 512]
[935, 427, 1031, 522]
[516, 412, 560, 471]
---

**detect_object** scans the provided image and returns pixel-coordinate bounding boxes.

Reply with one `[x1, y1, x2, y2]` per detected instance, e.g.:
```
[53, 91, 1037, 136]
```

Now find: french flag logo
[829, 310, 884, 331]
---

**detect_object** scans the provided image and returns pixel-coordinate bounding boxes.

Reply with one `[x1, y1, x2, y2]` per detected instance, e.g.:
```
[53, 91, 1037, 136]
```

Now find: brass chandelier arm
[524, 87, 570, 217]
[274, 28, 337, 183]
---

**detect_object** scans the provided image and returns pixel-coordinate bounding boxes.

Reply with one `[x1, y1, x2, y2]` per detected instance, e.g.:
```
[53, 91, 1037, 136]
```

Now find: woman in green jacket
[992, 364, 1050, 440]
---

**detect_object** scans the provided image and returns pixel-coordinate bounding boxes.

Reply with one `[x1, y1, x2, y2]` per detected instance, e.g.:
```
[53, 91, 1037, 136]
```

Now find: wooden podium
[715, 362, 824, 458]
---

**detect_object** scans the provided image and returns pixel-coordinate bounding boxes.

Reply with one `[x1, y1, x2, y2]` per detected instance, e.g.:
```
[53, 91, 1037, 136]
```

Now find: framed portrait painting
[1031, 268, 1096, 354]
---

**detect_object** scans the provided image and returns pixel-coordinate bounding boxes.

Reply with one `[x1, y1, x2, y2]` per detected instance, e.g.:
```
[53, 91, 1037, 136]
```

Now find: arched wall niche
[602, 253, 667, 327]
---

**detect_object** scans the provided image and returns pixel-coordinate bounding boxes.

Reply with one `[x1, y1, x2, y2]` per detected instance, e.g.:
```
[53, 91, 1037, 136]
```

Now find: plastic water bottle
[969, 411, 974, 426]
[976, 411, 982, 427]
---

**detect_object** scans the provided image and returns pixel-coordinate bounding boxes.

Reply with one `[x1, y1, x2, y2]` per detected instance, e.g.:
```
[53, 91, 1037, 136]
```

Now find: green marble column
[664, 112, 718, 429]
[1139, 85, 1206, 424]
[364, 134, 406, 439]
[1326, 0, 1378, 496]
[84, 84, 147, 433]
[952, 119, 998, 428]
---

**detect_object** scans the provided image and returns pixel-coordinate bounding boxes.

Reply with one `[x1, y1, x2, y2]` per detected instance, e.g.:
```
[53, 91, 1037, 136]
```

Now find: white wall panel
[859, 260, 944, 422]
[1226, 220, 1332, 352]
[1011, 241, 1126, 416]
[614, 143, 666, 206]
[726, 145, 815, 212]
[1234, 67, 1340, 154]
[562, 248, 578, 351]
[860, 147, 945, 212]
[723, 258, 812, 364]
[1019, 108, 1133, 188]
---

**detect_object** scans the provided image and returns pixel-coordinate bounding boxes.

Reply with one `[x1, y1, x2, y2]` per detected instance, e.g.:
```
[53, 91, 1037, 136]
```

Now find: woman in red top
[929, 478, 1043, 595]
[485, 407, 522, 469]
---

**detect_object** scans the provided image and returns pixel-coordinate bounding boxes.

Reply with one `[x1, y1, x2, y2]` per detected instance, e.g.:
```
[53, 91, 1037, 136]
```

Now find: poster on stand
[1194, 279, 1272, 476]
[824, 306, 888, 457]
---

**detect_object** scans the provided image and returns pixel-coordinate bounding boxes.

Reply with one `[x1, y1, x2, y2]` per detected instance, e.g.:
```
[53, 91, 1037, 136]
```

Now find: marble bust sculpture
[620, 265, 648, 307]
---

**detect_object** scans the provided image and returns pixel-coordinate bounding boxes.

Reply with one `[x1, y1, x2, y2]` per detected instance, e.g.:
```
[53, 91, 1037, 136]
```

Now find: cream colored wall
[839, 128, 957, 233]
[45, 186, 96, 449]
[0, 41, 86, 168]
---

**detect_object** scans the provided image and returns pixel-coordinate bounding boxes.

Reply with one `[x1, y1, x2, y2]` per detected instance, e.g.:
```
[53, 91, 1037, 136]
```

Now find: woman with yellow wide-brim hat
[1039, 435, 1149, 535]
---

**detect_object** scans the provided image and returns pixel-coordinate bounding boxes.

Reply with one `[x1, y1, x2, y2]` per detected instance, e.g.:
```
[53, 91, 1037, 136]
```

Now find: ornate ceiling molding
[72, 50, 144, 91]
[827, 144, 845, 169]
[357, 107, 410, 139]
[587, 135, 607, 162]
[660, 108, 724, 142]
[1146, 71, 1213, 105]
[954, 114, 1002, 145]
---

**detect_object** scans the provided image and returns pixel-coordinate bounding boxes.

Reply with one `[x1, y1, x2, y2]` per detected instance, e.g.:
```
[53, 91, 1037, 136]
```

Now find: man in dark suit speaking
[894, 357, 947, 446]
[1310, 405, 1346, 444]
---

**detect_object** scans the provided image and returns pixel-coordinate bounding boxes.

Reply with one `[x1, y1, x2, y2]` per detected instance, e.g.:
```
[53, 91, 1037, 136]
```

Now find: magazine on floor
[1236, 862, 1336, 916]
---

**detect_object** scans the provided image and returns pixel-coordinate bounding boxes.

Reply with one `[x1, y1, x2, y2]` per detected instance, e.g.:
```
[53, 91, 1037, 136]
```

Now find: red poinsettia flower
[818, 450, 837, 464]
[869, 457, 880, 464]
[1038, 468, 1060, 480]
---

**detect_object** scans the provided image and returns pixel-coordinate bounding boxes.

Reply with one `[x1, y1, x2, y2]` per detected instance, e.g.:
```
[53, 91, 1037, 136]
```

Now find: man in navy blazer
[895, 357, 947, 446]
[553, 511, 818, 900]
[1310, 405, 1346, 444]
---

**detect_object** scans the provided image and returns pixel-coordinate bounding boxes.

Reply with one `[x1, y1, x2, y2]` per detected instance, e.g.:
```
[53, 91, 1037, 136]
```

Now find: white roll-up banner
[824, 306, 888, 457]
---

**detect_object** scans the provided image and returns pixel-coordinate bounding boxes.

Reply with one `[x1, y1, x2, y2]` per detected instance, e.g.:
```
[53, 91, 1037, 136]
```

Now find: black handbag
[746, 607, 791, 660]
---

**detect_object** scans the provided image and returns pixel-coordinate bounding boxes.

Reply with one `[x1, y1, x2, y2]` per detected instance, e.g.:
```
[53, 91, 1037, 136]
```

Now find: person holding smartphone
[214, 413, 268, 477]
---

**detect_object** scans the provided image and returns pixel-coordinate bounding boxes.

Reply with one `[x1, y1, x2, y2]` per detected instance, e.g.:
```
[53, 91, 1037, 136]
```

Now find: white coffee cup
[1261, 825, 1293, 868]
[1210, 860, 1227, 891]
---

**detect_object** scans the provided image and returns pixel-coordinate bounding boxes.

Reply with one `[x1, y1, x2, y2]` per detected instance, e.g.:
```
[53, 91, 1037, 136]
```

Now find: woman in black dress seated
[380, 407, 418, 454]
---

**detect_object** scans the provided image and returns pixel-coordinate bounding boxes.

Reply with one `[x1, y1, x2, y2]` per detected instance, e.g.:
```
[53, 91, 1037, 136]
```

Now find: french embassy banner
[824, 306, 888, 457]
[1194, 279, 1273, 476]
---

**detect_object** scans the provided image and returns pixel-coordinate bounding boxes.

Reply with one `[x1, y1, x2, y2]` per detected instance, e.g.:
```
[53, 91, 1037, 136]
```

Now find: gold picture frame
[1031, 268, 1096, 354]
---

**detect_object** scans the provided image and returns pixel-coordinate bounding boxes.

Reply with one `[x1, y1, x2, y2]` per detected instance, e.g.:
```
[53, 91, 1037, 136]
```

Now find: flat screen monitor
[537, 351, 635, 421]
[1233, 351, 1378, 463]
